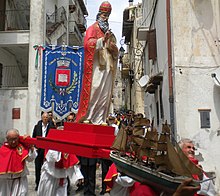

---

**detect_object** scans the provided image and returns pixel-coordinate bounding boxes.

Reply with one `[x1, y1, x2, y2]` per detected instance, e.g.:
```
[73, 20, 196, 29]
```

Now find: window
[0, 46, 28, 88]
[3, 64, 28, 87]
[199, 109, 211, 128]
[0, 0, 6, 31]
[159, 89, 164, 119]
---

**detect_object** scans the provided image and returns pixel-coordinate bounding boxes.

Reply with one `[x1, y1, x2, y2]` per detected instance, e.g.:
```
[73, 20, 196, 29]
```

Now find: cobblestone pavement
[27, 162, 109, 196]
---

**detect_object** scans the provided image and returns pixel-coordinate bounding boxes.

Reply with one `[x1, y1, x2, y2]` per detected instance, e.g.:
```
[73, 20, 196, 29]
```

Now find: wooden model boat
[110, 119, 202, 193]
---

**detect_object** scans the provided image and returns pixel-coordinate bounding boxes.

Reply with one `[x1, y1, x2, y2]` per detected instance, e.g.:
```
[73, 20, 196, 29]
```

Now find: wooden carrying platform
[20, 123, 115, 159]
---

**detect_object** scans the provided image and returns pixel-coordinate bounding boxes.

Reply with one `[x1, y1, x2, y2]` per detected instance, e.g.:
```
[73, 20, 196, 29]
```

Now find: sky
[84, 0, 142, 47]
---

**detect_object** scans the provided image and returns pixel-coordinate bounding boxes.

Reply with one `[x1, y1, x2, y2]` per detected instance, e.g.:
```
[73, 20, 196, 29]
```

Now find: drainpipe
[66, 3, 69, 45]
[166, 0, 176, 140]
[0, 63, 2, 87]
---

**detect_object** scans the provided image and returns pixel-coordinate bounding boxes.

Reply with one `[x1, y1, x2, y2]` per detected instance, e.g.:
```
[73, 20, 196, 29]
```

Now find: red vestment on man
[44, 149, 79, 169]
[104, 163, 157, 195]
[104, 163, 118, 191]
[55, 153, 79, 169]
[0, 143, 29, 174]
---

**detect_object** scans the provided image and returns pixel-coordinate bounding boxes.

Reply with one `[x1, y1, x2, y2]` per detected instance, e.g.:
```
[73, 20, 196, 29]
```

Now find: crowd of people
[0, 110, 216, 195]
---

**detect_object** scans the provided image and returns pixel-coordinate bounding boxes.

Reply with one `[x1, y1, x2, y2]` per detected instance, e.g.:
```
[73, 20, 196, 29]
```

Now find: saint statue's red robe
[75, 21, 104, 123]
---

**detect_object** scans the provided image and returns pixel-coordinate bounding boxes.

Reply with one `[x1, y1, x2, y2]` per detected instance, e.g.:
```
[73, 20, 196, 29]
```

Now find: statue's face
[99, 13, 110, 22]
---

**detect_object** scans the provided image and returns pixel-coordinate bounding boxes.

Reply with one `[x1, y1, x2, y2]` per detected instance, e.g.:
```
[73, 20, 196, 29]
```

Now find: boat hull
[110, 151, 183, 193]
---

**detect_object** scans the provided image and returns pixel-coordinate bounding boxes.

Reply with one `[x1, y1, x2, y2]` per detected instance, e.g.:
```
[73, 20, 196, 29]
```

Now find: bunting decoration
[33, 45, 45, 68]
[40, 45, 84, 119]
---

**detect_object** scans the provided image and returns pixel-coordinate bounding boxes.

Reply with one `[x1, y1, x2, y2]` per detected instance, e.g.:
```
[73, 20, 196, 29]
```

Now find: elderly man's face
[42, 113, 49, 124]
[7, 131, 19, 148]
[182, 142, 195, 158]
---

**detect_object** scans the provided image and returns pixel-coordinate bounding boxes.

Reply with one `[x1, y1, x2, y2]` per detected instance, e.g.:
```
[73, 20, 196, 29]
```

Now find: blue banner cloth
[40, 45, 84, 119]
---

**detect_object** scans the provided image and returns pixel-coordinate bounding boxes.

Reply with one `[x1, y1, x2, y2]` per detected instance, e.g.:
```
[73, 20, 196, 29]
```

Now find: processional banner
[40, 45, 84, 119]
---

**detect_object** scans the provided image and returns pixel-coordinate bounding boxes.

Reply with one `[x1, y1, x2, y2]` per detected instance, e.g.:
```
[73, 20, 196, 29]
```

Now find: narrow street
[27, 161, 107, 196]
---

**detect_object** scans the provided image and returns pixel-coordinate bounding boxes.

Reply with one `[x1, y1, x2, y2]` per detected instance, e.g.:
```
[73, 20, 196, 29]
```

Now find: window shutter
[147, 29, 157, 61]
[200, 110, 211, 128]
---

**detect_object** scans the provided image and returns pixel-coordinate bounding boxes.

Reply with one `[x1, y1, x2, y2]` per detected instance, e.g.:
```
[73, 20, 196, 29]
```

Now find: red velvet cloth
[75, 22, 105, 122]
[0, 142, 29, 174]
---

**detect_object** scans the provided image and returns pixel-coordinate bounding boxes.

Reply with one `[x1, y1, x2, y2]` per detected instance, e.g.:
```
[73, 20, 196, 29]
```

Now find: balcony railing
[46, 6, 67, 36]
[0, 9, 30, 31]
[69, 20, 83, 39]
[121, 53, 130, 79]
[0, 65, 28, 88]
[76, 15, 87, 33]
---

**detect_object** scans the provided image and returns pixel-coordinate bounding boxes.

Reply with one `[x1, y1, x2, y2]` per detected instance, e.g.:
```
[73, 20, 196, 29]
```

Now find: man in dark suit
[78, 156, 99, 196]
[32, 112, 55, 191]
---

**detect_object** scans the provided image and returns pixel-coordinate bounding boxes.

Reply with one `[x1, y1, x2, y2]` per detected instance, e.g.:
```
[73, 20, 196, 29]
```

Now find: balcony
[69, 0, 87, 34]
[46, 6, 67, 36]
[145, 73, 163, 94]
[121, 53, 130, 79]
[76, 16, 87, 33]
[0, 9, 30, 31]
[122, 6, 135, 44]
[69, 21, 83, 46]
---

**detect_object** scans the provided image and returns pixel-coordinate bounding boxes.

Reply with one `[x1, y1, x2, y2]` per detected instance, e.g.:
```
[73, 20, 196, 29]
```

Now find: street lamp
[119, 46, 125, 58]
[119, 46, 125, 64]
[211, 73, 220, 86]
